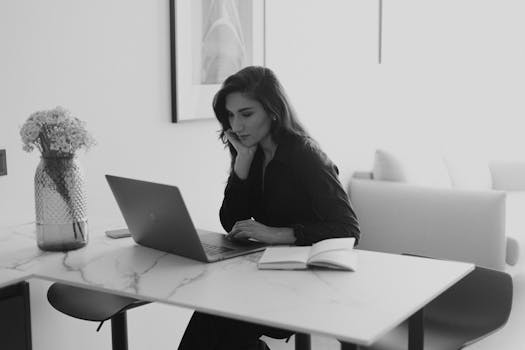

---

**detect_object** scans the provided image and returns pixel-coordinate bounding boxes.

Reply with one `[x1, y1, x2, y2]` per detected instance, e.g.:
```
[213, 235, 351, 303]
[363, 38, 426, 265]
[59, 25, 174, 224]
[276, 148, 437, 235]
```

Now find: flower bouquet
[20, 106, 95, 251]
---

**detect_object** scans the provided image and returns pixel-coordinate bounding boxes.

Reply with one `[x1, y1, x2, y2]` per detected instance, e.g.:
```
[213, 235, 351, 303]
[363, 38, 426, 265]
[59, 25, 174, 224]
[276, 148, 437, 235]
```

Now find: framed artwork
[170, 0, 266, 123]
[378, 0, 383, 64]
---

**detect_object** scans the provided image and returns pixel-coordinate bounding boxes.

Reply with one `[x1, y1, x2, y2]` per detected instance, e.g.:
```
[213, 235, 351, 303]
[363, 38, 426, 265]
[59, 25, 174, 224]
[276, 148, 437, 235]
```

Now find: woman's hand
[225, 129, 257, 180]
[224, 129, 256, 157]
[226, 219, 296, 245]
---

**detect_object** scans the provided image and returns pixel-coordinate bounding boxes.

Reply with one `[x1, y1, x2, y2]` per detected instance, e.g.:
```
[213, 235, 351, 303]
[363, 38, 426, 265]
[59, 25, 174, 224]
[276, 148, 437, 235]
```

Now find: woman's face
[225, 92, 273, 148]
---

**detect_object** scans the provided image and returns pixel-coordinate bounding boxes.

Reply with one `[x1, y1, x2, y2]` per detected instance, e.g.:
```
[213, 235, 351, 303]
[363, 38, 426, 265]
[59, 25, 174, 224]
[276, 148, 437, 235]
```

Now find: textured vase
[34, 156, 88, 251]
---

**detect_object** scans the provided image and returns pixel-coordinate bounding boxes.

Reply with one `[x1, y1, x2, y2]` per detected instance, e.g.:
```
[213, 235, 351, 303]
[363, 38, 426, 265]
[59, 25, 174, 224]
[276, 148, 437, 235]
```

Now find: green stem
[42, 157, 84, 241]
[77, 222, 85, 241]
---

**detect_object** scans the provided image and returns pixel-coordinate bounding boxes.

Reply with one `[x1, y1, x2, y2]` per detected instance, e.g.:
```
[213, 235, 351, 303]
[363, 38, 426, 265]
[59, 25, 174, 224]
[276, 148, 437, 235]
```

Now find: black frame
[0, 149, 7, 176]
[169, 0, 178, 123]
[378, 0, 383, 64]
[169, 0, 266, 122]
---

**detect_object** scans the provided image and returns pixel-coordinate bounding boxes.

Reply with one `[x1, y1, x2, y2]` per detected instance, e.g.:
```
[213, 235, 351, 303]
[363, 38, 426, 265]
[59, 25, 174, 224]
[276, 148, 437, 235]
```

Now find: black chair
[341, 265, 513, 350]
[47, 283, 150, 350]
[48, 282, 309, 350]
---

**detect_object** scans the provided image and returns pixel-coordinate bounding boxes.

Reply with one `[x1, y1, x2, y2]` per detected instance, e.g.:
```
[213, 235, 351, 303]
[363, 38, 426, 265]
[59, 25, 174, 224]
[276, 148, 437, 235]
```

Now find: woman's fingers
[225, 130, 258, 157]
[224, 130, 242, 151]
[226, 228, 249, 240]
[226, 225, 243, 240]
[227, 220, 273, 244]
[227, 220, 255, 240]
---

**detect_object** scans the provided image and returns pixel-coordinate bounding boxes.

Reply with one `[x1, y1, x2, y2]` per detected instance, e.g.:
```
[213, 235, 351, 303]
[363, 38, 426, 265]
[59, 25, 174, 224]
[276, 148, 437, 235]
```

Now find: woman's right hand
[224, 129, 256, 180]
[224, 129, 256, 157]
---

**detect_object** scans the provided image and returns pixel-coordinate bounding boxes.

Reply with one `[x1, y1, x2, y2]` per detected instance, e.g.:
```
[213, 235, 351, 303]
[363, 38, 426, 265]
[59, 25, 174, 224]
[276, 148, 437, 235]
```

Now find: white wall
[2, 0, 524, 227]
[0, 0, 231, 230]
[1, 0, 524, 349]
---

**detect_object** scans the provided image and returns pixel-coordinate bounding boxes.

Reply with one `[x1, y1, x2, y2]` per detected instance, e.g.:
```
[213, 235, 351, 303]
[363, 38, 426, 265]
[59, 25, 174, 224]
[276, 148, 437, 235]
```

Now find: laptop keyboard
[202, 242, 235, 255]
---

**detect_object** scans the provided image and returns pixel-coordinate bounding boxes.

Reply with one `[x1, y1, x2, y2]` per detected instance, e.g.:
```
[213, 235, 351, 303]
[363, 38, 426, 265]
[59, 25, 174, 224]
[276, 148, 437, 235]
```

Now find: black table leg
[408, 308, 424, 350]
[295, 333, 311, 350]
[111, 311, 128, 350]
[341, 342, 361, 350]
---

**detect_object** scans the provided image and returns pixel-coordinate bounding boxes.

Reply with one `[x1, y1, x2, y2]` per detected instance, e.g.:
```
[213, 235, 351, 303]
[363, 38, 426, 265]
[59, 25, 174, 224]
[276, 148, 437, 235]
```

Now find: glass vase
[34, 156, 88, 251]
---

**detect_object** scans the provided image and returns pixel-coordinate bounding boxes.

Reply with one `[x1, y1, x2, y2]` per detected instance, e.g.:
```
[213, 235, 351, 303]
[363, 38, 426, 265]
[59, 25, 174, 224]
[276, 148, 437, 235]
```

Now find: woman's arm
[291, 144, 360, 246]
[233, 153, 254, 180]
[225, 129, 256, 180]
[219, 172, 254, 232]
[220, 131, 258, 232]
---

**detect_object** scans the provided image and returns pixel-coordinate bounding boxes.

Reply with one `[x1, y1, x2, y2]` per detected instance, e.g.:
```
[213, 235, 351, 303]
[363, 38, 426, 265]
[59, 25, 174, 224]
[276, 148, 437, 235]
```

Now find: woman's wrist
[234, 153, 255, 180]
[270, 227, 296, 245]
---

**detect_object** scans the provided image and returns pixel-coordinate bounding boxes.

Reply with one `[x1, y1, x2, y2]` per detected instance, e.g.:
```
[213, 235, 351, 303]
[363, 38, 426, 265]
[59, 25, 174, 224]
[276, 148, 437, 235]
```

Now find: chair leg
[111, 311, 128, 350]
[295, 333, 311, 350]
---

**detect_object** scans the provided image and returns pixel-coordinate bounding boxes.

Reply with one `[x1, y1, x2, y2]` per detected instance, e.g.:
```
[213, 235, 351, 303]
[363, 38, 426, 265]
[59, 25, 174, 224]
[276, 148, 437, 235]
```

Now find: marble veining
[166, 268, 208, 299]
[114, 250, 171, 295]
[0, 222, 474, 345]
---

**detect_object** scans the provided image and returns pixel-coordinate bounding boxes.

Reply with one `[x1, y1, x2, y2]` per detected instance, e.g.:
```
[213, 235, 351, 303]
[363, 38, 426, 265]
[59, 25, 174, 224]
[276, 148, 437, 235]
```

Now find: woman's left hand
[226, 219, 277, 244]
[226, 220, 296, 245]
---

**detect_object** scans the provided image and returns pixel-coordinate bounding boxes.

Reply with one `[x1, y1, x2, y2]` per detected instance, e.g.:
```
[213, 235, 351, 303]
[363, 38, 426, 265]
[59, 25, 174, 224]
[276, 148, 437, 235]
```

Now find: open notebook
[257, 237, 357, 271]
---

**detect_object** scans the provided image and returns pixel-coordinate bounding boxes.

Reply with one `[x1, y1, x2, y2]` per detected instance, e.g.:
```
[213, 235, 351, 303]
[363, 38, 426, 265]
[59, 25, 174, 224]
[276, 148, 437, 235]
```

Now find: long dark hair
[213, 66, 311, 163]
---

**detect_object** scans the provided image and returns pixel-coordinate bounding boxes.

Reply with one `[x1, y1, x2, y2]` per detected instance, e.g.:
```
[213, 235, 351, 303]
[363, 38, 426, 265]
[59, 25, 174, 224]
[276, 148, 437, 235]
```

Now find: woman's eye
[241, 112, 253, 118]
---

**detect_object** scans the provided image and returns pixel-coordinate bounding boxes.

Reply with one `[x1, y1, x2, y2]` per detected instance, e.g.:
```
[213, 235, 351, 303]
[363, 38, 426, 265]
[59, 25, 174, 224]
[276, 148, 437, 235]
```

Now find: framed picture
[170, 0, 266, 123]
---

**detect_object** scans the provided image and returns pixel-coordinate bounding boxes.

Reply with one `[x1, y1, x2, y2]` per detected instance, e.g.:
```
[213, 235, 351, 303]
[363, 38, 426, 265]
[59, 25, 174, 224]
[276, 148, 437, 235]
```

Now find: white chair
[349, 177, 510, 271]
[347, 149, 521, 270]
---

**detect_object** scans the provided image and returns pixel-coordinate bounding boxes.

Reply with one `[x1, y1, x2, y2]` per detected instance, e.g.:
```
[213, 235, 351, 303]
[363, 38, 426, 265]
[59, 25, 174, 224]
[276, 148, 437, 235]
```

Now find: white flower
[20, 106, 95, 157]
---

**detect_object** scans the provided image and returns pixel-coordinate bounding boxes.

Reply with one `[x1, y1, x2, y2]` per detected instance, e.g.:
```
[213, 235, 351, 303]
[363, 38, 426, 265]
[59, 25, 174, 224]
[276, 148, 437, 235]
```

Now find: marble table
[0, 269, 31, 289]
[0, 222, 474, 349]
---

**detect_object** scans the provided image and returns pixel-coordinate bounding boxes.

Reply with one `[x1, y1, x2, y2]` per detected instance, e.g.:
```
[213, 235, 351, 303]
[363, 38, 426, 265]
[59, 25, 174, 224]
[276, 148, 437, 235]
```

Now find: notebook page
[309, 237, 355, 260]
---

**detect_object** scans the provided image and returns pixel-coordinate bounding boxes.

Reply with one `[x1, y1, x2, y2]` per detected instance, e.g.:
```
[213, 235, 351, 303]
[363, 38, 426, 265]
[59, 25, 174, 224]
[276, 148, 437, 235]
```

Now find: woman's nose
[230, 116, 243, 132]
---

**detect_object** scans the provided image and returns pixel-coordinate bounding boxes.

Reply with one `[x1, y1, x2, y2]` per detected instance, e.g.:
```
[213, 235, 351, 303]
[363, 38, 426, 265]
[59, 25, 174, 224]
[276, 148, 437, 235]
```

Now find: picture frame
[170, 0, 266, 123]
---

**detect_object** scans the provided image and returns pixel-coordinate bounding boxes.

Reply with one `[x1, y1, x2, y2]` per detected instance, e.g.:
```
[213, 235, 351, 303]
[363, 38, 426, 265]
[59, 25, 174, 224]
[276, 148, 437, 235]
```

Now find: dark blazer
[220, 134, 360, 246]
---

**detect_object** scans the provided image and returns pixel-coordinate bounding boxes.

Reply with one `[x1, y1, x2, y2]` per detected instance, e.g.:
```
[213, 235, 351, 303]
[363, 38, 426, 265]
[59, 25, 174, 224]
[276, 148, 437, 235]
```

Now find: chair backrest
[349, 178, 507, 270]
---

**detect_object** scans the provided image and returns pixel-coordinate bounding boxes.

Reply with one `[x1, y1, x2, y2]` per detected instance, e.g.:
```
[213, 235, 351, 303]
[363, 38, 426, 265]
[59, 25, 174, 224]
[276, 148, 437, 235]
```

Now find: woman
[178, 66, 360, 350]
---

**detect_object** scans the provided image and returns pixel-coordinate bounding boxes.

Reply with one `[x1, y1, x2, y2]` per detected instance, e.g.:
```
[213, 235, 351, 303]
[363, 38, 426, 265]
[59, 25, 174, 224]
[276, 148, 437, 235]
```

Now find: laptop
[105, 175, 267, 262]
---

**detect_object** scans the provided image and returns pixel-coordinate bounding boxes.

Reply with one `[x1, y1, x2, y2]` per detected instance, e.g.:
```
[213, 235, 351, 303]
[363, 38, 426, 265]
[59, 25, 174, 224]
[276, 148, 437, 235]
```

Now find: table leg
[340, 342, 361, 350]
[295, 333, 311, 350]
[111, 312, 128, 350]
[408, 308, 424, 350]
